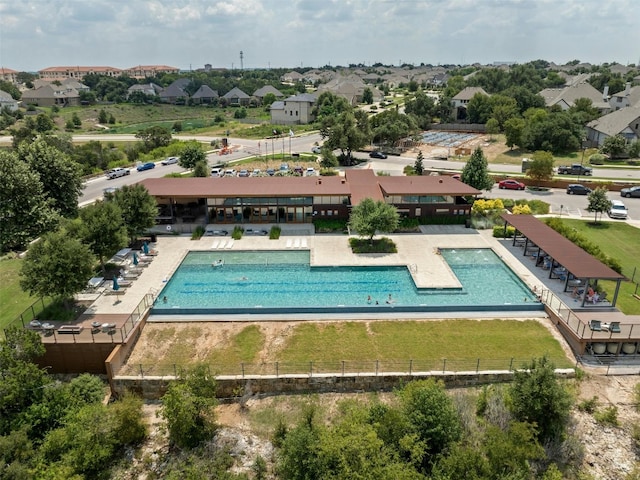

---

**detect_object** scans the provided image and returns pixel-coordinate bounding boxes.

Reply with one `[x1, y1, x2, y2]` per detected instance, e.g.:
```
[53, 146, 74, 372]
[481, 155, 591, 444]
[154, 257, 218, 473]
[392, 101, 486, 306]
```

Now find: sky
[0, 0, 638, 73]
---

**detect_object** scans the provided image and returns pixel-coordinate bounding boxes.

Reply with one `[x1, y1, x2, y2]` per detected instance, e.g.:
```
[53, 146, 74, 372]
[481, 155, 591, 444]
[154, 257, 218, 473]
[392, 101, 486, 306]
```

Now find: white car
[608, 200, 628, 219]
[311, 146, 322, 154]
[251, 169, 262, 176]
[211, 167, 223, 177]
[224, 169, 236, 177]
[306, 167, 316, 176]
[161, 156, 179, 165]
[106, 167, 130, 179]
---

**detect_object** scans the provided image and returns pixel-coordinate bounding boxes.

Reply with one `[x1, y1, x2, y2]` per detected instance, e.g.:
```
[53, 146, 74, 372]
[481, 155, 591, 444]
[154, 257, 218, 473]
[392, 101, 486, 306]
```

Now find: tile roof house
[21, 84, 81, 107]
[253, 85, 284, 100]
[191, 85, 219, 104]
[0, 90, 18, 111]
[585, 106, 640, 146]
[0, 67, 19, 83]
[33, 78, 89, 91]
[124, 65, 180, 79]
[281, 71, 304, 83]
[38, 66, 122, 80]
[270, 93, 317, 125]
[538, 83, 610, 113]
[222, 87, 250, 106]
[159, 79, 190, 104]
[127, 83, 162, 98]
[316, 75, 384, 105]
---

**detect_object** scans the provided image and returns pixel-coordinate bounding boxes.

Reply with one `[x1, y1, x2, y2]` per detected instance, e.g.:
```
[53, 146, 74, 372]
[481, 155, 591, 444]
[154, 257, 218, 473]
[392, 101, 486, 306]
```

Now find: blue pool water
[152, 249, 541, 314]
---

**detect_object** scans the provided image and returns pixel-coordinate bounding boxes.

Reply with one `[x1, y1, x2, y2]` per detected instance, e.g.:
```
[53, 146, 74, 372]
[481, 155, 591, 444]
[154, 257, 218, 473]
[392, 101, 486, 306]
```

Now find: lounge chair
[301, 238, 308, 248]
[589, 320, 602, 331]
[225, 240, 234, 249]
[286, 239, 293, 248]
[609, 322, 621, 333]
[293, 238, 300, 248]
[211, 240, 220, 249]
[217, 240, 227, 249]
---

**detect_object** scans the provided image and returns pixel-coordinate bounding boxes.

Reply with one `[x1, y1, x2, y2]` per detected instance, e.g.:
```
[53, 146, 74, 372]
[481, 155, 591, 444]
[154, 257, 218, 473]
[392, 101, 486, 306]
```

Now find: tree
[179, 142, 206, 169]
[369, 109, 418, 147]
[404, 90, 436, 129]
[414, 151, 424, 175]
[262, 92, 276, 108]
[503, 117, 525, 149]
[160, 364, 218, 448]
[319, 148, 339, 169]
[485, 118, 499, 140]
[193, 160, 209, 177]
[71, 113, 81, 127]
[526, 150, 555, 185]
[461, 147, 494, 191]
[509, 356, 572, 442]
[35, 113, 55, 133]
[362, 87, 374, 104]
[521, 110, 582, 153]
[135, 126, 172, 152]
[78, 200, 128, 273]
[20, 230, 95, 305]
[17, 138, 84, 218]
[587, 187, 612, 224]
[600, 134, 628, 159]
[348, 198, 399, 245]
[0, 151, 58, 252]
[467, 93, 492, 124]
[320, 109, 371, 164]
[111, 184, 158, 244]
[98, 109, 109, 124]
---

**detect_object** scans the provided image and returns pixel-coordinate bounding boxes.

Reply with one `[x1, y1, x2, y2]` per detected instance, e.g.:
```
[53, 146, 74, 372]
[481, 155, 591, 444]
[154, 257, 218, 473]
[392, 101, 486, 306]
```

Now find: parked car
[621, 186, 640, 198]
[136, 162, 156, 172]
[161, 156, 179, 165]
[311, 146, 322, 154]
[106, 167, 130, 179]
[293, 166, 304, 175]
[224, 169, 236, 177]
[452, 174, 461, 180]
[306, 167, 316, 176]
[238, 169, 249, 177]
[608, 200, 628, 219]
[566, 184, 591, 195]
[280, 163, 289, 171]
[498, 179, 525, 190]
[369, 151, 387, 159]
[211, 167, 223, 177]
[251, 169, 262, 176]
[266, 168, 275, 176]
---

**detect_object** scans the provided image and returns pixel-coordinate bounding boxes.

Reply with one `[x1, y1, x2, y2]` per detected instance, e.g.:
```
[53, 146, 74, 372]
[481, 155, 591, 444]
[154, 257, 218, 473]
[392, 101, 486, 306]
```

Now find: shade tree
[461, 147, 494, 191]
[78, 200, 128, 273]
[111, 184, 158, 244]
[348, 198, 399, 245]
[586, 187, 612, 224]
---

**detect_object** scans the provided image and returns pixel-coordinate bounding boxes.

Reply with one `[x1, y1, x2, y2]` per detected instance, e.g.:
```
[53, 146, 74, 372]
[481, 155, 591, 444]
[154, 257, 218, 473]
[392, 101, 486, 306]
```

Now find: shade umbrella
[132, 252, 139, 266]
[112, 277, 120, 291]
[142, 241, 150, 255]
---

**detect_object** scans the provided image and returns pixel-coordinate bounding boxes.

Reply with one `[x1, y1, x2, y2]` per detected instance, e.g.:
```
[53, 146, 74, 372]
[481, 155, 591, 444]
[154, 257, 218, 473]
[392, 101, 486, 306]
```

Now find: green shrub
[589, 153, 607, 165]
[232, 226, 244, 240]
[319, 168, 339, 176]
[349, 237, 397, 253]
[493, 225, 515, 238]
[577, 396, 598, 413]
[269, 226, 281, 239]
[593, 405, 618, 426]
[313, 218, 348, 233]
[191, 226, 205, 240]
[397, 217, 420, 231]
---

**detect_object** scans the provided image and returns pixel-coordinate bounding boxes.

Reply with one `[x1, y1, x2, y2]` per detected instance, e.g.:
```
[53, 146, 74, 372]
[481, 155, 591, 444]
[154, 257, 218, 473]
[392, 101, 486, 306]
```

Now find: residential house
[538, 83, 610, 113]
[159, 78, 190, 104]
[281, 71, 304, 83]
[21, 84, 80, 107]
[253, 85, 284, 101]
[270, 93, 317, 125]
[0, 67, 19, 83]
[191, 85, 219, 104]
[127, 83, 162, 98]
[125, 65, 180, 79]
[0, 90, 18, 111]
[451, 87, 489, 121]
[38, 66, 122, 80]
[585, 106, 640, 146]
[222, 87, 250, 106]
[316, 75, 383, 105]
[608, 82, 640, 111]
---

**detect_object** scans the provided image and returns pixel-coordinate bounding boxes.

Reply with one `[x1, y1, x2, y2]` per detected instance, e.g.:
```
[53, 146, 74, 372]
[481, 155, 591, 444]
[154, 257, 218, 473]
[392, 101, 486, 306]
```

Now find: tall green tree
[600, 134, 628, 159]
[348, 198, 399, 245]
[135, 126, 172, 152]
[17, 138, 84, 218]
[370, 109, 418, 147]
[503, 117, 525, 150]
[160, 364, 218, 448]
[0, 151, 58, 252]
[179, 142, 206, 170]
[320, 109, 371, 164]
[461, 147, 494, 191]
[586, 187, 612, 224]
[78, 200, 128, 273]
[509, 356, 572, 442]
[414, 151, 424, 176]
[20, 230, 95, 305]
[111, 184, 158, 243]
[404, 90, 436, 129]
[362, 87, 374, 104]
[525, 150, 555, 185]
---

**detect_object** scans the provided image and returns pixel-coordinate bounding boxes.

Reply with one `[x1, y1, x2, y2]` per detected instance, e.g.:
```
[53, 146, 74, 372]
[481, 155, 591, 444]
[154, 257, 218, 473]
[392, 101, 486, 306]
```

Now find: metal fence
[3, 297, 55, 338]
[122, 357, 572, 379]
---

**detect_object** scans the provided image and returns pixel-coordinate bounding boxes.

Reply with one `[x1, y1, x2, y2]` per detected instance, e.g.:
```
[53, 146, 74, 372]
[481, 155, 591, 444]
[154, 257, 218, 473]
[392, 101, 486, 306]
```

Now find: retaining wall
[111, 369, 575, 400]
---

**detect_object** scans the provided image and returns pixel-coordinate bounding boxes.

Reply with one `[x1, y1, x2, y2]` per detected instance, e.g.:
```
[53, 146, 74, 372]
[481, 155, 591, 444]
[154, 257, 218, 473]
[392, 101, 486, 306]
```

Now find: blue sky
[0, 0, 638, 72]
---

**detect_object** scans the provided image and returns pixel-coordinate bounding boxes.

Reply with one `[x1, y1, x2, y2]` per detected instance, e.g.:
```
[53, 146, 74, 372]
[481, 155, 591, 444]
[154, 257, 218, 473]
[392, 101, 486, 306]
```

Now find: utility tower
[240, 50, 244, 71]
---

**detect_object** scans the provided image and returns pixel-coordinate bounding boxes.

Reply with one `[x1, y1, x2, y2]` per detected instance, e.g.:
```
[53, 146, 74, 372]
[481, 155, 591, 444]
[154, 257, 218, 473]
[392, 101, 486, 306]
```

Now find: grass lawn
[129, 320, 571, 376]
[558, 219, 640, 314]
[0, 258, 37, 331]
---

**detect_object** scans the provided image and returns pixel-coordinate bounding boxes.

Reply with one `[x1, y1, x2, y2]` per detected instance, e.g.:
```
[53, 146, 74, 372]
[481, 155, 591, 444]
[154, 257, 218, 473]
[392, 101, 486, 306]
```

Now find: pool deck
[82, 225, 554, 319]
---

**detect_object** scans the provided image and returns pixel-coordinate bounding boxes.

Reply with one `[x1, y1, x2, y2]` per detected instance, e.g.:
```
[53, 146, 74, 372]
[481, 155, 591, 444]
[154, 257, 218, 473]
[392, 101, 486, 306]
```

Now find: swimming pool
[151, 248, 542, 314]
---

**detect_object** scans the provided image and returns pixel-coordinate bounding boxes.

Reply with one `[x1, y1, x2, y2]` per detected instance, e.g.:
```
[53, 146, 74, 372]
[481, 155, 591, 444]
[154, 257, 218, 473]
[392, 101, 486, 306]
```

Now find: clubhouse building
[138, 170, 481, 229]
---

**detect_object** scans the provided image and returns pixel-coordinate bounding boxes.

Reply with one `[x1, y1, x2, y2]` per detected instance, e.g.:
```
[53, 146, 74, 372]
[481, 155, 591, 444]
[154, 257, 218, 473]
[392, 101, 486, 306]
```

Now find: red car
[498, 179, 525, 190]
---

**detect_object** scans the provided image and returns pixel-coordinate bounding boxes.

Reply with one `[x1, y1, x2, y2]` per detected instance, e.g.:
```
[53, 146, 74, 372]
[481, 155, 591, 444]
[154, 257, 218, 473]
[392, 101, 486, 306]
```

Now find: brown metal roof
[377, 176, 481, 196]
[501, 214, 624, 280]
[138, 176, 351, 198]
[344, 169, 384, 204]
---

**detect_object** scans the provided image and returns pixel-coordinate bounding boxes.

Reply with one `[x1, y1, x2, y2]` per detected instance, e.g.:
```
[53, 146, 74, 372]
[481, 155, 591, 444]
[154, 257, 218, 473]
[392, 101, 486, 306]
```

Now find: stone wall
[111, 369, 576, 400]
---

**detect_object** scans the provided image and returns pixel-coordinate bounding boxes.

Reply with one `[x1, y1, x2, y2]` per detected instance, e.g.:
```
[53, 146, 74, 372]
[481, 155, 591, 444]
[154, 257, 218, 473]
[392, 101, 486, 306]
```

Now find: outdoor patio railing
[120, 357, 572, 379]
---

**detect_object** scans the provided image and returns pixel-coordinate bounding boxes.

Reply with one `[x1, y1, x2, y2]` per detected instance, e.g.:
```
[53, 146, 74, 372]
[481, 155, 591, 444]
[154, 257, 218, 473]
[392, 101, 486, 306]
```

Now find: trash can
[150, 233, 157, 242]
[465, 219, 471, 228]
